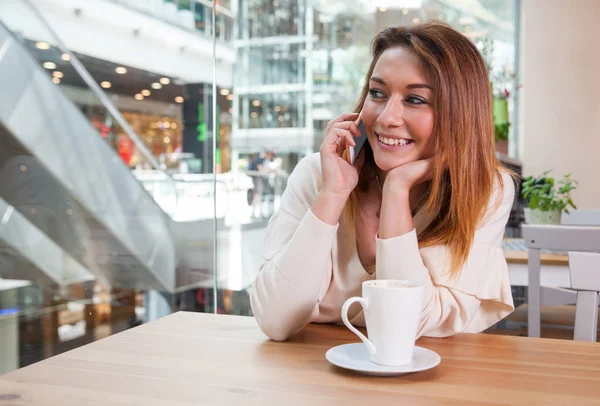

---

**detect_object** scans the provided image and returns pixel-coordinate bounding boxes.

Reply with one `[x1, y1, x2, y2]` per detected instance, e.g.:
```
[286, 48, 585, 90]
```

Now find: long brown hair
[346, 21, 504, 275]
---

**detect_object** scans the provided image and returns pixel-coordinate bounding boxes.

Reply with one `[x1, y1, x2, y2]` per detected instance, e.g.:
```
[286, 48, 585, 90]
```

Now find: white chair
[522, 224, 600, 338]
[562, 209, 600, 226]
[568, 252, 600, 341]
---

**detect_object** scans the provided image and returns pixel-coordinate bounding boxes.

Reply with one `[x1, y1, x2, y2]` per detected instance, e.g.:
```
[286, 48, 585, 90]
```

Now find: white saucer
[326, 343, 440, 377]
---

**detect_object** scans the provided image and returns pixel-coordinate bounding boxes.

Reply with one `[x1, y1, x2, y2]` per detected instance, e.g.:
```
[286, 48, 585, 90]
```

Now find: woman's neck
[376, 167, 429, 211]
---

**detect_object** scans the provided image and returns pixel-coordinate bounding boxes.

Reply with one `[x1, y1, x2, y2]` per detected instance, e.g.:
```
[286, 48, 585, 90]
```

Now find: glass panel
[218, 0, 518, 318]
[0, 0, 219, 373]
[239, 44, 306, 87]
[238, 93, 305, 129]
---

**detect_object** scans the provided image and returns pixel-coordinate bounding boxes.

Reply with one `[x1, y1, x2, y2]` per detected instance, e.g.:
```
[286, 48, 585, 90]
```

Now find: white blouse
[251, 153, 515, 341]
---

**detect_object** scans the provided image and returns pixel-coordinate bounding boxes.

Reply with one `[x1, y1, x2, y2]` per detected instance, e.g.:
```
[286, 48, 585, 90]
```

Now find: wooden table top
[504, 238, 569, 266]
[2, 312, 600, 405]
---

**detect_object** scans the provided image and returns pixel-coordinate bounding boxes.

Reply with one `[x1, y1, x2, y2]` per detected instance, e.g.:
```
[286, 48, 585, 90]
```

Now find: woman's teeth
[378, 135, 412, 146]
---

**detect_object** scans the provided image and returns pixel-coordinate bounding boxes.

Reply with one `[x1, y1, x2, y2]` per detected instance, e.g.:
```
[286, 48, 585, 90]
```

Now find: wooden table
[504, 238, 569, 266]
[2, 312, 600, 405]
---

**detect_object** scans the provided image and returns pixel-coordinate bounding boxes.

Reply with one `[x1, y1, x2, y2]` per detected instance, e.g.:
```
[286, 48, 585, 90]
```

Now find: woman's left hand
[384, 157, 436, 193]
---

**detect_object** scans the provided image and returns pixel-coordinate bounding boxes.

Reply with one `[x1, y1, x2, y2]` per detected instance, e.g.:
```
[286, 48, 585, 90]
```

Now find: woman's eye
[406, 96, 427, 105]
[368, 89, 385, 99]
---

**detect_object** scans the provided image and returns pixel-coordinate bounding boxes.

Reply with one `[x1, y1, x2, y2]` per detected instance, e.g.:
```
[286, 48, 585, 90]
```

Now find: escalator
[0, 21, 181, 291]
[0, 0, 266, 302]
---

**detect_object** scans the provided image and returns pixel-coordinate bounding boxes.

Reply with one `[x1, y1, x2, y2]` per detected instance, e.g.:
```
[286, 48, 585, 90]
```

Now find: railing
[109, 0, 235, 44]
[133, 170, 289, 225]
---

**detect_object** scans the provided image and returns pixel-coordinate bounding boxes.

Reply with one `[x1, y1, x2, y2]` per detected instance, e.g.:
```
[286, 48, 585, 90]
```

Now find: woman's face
[361, 46, 435, 173]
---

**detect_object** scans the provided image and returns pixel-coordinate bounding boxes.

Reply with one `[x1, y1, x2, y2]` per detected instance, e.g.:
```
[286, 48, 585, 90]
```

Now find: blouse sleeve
[375, 171, 516, 337]
[250, 154, 335, 341]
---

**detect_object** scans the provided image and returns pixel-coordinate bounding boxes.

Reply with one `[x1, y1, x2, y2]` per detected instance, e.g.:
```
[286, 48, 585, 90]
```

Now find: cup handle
[341, 297, 376, 356]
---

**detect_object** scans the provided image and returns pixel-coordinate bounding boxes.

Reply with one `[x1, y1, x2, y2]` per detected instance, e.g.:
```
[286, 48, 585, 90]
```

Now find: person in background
[258, 150, 283, 218]
[251, 22, 515, 341]
[247, 152, 265, 218]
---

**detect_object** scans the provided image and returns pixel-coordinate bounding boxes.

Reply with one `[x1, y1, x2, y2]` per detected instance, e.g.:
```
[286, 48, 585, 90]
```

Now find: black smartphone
[349, 119, 368, 165]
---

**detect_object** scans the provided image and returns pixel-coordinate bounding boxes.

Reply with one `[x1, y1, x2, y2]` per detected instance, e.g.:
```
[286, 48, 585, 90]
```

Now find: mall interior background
[0, 0, 519, 373]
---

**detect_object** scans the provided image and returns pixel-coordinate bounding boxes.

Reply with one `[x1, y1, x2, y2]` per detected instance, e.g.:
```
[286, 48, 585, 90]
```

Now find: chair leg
[574, 291, 599, 342]
[528, 249, 542, 337]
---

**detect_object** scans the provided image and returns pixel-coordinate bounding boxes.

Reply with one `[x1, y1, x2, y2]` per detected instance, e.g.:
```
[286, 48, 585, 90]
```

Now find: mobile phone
[349, 119, 368, 165]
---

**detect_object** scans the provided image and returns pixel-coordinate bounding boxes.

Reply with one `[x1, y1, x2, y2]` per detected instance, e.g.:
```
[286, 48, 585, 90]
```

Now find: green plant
[494, 122, 510, 141]
[521, 171, 578, 213]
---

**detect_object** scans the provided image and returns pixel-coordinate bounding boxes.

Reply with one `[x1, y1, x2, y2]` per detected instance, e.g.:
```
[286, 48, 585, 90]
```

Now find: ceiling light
[378, 7, 387, 12]
[163, 137, 170, 143]
[412, 18, 420, 24]
[43, 62, 57, 70]
[171, 123, 178, 129]
[100, 81, 111, 89]
[275, 106, 281, 112]
[174, 96, 184, 103]
[228, 108, 233, 113]
[52, 71, 64, 78]
[134, 93, 144, 100]
[159, 77, 170, 85]
[115, 67, 127, 74]
[220, 88, 230, 96]
[403, 8, 409, 14]
[52, 77, 60, 84]
[163, 121, 171, 128]
[227, 94, 233, 101]
[35, 42, 50, 50]
[252, 100, 261, 107]
[151, 82, 162, 89]
[141, 89, 151, 96]
[61, 53, 71, 61]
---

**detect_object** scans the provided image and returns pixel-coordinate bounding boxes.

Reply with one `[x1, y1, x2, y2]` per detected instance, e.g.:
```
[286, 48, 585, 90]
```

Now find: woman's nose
[376, 95, 405, 128]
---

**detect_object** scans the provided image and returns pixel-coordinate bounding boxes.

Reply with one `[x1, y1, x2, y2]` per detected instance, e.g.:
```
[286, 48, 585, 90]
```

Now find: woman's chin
[373, 155, 414, 173]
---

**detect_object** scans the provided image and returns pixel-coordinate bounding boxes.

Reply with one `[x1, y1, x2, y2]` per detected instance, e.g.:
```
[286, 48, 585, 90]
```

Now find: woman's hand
[319, 113, 364, 198]
[378, 157, 435, 239]
[311, 113, 364, 225]
[383, 157, 436, 194]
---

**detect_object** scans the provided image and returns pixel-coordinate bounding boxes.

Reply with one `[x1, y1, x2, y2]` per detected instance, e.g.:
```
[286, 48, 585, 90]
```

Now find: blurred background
[3, 0, 596, 373]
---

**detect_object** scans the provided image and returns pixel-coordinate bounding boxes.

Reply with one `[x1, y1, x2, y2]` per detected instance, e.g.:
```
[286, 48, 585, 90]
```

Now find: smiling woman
[251, 22, 515, 343]
[362, 47, 435, 171]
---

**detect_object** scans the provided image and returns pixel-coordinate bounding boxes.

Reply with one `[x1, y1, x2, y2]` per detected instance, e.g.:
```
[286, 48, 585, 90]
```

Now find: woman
[251, 22, 515, 341]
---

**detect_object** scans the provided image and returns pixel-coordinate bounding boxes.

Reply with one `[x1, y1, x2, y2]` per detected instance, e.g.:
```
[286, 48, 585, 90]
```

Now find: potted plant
[521, 171, 578, 225]
[491, 69, 514, 154]
[478, 37, 517, 154]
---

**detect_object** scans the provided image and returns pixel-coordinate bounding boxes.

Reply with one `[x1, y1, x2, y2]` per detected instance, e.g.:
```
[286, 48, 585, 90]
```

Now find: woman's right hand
[319, 112, 364, 198]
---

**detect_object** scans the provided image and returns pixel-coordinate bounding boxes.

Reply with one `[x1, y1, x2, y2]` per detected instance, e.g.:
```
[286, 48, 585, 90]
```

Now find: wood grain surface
[504, 239, 569, 266]
[1, 312, 600, 405]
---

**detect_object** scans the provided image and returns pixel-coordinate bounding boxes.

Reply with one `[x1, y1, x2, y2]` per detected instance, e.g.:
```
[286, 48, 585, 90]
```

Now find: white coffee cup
[341, 279, 424, 366]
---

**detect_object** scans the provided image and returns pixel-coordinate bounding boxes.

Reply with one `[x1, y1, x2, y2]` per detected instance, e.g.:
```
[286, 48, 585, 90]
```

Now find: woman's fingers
[331, 120, 361, 137]
[326, 113, 359, 133]
[325, 124, 355, 146]
[333, 128, 355, 156]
